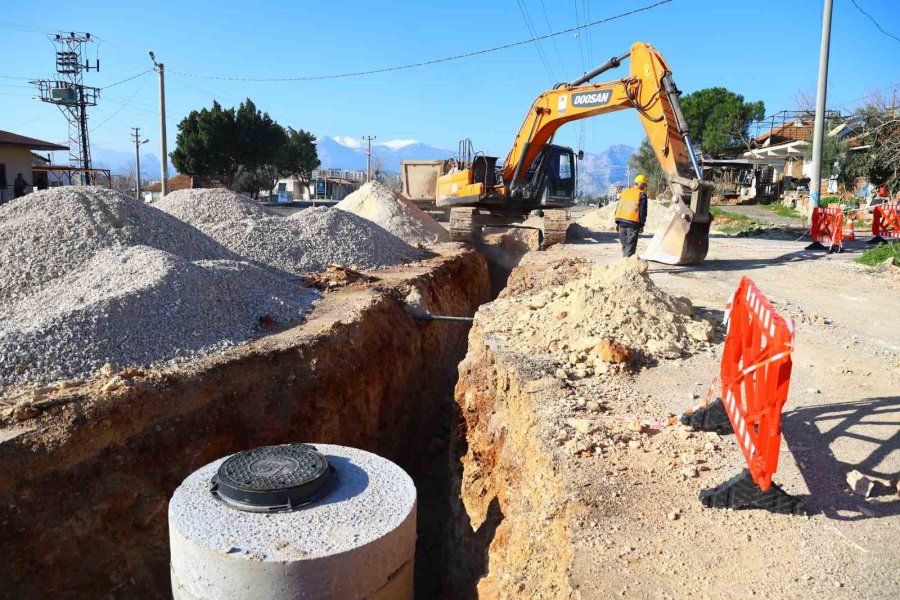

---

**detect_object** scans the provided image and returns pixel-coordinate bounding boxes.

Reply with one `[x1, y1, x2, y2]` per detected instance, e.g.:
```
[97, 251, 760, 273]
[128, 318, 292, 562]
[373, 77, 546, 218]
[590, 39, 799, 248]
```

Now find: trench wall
[0, 247, 490, 600]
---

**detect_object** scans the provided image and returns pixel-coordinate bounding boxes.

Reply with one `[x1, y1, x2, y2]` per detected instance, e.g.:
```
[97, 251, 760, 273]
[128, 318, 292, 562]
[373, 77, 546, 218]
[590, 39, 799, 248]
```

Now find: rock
[99, 362, 119, 377]
[667, 511, 680, 521]
[688, 321, 714, 342]
[594, 338, 632, 364]
[676, 427, 693, 441]
[674, 297, 693, 316]
[586, 400, 601, 412]
[555, 368, 568, 380]
[875, 257, 895, 273]
[102, 376, 126, 394]
[646, 339, 682, 359]
[566, 418, 594, 434]
[806, 387, 821, 394]
[556, 430, 570, 442]
[680, 466, 699, 478]
[574, 367, 588, 379]
[627, 440, 642, 449]
[846, 470, 874, 497]
[11, 404, 40, 423]
[627, 420, 646, 434]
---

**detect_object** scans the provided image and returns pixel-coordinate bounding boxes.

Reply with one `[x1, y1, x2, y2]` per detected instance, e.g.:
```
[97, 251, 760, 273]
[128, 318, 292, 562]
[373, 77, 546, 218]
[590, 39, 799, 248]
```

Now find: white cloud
[331, 136, 362, 149]
[377, 139, 418, 151]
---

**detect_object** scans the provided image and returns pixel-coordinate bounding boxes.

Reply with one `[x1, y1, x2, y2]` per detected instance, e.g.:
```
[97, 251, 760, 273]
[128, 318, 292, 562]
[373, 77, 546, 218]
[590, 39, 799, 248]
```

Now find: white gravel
[335, 181, 449, 246]
[0, 245, 317, 386]
[157, 188, 425, 274]
[0, 186, 232, 304]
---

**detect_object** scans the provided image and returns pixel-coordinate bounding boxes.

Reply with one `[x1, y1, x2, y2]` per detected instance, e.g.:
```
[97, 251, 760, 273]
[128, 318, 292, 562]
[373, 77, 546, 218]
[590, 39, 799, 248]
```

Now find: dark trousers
[618, 223, 640, 257]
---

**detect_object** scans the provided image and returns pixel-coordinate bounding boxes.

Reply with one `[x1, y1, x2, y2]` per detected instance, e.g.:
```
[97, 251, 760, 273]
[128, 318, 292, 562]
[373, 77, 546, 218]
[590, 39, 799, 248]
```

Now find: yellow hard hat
[634, 174, 648, 184]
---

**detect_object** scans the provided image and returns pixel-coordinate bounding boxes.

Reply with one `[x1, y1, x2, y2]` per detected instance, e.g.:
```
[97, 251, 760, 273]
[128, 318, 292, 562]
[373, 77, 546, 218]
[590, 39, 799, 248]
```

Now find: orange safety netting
[721, 277, 795, 491]
[872, 202, 900, 241]
[810, 206, 843, 250]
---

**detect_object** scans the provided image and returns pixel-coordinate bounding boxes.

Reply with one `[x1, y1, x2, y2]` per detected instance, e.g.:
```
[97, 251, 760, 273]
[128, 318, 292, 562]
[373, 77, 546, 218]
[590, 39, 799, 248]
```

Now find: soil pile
[0, 186, 230, 303]
[0, 246, 317, 386]
[158, 189, 425, 274]
[575, 200, 672, 234]
[483, 257, 713, 369]
[335, 181, 449, 246]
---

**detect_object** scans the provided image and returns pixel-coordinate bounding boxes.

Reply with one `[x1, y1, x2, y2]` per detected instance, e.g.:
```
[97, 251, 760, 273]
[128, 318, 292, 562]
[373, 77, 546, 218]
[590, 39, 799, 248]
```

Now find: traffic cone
[843, 218, 856, 240]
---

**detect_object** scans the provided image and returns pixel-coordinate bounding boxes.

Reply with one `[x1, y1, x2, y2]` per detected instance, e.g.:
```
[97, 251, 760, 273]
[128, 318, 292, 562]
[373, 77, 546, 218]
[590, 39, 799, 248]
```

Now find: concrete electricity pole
[132, 127, 148, 200]
[149, 51, 169, 197]
[363, 135, 376, 182]
[808, 0, 833, 220]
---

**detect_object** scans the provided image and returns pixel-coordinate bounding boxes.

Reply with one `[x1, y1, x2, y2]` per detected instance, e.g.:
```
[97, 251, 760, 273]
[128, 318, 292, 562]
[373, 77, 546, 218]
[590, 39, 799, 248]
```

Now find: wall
[0, 147, 34, 196]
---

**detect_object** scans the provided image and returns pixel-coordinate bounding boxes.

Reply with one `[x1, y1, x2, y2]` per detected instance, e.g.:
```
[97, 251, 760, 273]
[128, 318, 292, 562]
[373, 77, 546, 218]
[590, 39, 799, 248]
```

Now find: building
[142, 174, 226, 202]
[0, 130, 68, 203]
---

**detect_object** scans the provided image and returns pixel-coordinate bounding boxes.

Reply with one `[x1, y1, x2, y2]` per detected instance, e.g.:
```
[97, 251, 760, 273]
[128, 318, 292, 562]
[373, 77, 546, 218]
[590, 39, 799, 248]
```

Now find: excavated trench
[0, 238, 539, 600]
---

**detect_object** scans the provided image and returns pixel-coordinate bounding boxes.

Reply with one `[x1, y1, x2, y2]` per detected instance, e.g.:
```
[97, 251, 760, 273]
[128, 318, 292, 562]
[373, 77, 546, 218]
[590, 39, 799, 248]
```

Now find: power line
[538, 0, 567, 77]
[167, 0, 673, 82]
[92, 81, 147, 133]
[102, 68, 153, 90]
[516, 0, 557, 83]
[849, 0, 900, 44]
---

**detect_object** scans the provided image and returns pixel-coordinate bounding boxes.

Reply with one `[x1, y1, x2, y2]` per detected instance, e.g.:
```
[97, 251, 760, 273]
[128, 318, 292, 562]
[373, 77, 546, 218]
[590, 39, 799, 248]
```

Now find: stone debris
[573, 199, 672, 235]
[157, 188, 424, 274]
[335, 181, 449, 246]
[846, 470, 874, 497]
[0, 246, 317, 387]
[482, 256, 713, 367]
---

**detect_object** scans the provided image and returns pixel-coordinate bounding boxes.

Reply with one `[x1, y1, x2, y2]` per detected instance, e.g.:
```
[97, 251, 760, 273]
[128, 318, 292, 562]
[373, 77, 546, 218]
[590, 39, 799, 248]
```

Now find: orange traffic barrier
[807, 206, 843, 252]
[681, 277, 804, 514]
[869, 202, 900, 244]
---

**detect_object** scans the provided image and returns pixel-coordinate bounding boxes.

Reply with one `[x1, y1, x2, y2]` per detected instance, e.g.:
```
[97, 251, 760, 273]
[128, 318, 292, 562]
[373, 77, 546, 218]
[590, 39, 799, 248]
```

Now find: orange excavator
[436, 42, 713, 265]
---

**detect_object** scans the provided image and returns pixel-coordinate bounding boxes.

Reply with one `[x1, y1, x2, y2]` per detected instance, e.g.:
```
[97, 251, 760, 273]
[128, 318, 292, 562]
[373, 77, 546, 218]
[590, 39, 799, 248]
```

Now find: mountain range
[84, 136, 635, 196]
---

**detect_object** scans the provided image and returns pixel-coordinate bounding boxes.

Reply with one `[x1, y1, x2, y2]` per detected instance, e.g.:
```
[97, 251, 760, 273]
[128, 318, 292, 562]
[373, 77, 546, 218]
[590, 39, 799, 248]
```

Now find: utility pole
[149, 51, 169, 197]
[132, 127, 148, 200]
[808, 0, 833, 220]
[363, 135, 376, 182]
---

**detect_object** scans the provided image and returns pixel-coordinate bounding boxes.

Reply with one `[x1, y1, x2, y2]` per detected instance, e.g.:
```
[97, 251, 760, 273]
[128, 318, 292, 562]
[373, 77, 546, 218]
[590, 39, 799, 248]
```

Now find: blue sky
[2, 0, 898, 162]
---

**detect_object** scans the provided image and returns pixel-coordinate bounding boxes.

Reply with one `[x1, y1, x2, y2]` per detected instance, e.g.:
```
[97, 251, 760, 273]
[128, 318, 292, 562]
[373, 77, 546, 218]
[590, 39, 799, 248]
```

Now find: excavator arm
[502, 42, 713, 264]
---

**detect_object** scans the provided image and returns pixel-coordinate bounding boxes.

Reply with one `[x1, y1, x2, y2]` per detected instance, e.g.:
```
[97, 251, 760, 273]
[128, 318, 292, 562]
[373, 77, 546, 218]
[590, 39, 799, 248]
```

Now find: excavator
[436, 41, 713, 265]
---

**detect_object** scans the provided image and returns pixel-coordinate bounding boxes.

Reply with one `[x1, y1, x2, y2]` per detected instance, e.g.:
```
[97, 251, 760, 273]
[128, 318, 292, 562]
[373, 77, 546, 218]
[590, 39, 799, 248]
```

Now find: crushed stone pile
[335, 181, 449, 246]
[575, 199, 671, 234]
[483, 257, 714, 371]
[0, 186, 231, 303]
[0, 245, 317, 386]
[157, 188, 424, 274]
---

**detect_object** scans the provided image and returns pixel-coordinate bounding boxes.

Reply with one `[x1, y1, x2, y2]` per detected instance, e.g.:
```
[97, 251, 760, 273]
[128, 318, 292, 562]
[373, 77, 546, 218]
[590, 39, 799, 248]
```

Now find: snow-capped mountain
[577, 144, 636, 196]
[315, 136, 452, 173]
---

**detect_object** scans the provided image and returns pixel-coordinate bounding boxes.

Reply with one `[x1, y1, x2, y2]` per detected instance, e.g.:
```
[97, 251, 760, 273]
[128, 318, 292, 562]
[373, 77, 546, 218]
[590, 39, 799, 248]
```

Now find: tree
[278, 128, 320, 188]
[845, 104, 900, 189]
[628, 138, 666, 194]
[679, 87, 765, 155]
[171, 98, 286, 191]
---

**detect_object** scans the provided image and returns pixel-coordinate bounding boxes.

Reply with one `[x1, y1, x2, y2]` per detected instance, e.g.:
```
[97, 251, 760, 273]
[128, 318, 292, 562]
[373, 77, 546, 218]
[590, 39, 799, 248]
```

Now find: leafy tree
[680, 87, 765, 155]
[628, 138, 666, 194]
[845, 103, 900, 189]
[278, 128, 320, 188]
[171, 98, 286, 191]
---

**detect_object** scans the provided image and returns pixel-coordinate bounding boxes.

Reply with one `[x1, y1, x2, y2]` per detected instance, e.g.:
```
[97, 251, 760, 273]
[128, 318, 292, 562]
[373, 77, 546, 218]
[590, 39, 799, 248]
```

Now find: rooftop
[0, 130, 69, 152]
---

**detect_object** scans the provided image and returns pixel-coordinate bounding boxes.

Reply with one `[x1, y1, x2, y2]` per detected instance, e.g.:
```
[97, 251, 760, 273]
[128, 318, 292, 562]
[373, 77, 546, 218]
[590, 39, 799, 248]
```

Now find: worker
[614, 174, 648, 258]
[13, 173, 29, 198]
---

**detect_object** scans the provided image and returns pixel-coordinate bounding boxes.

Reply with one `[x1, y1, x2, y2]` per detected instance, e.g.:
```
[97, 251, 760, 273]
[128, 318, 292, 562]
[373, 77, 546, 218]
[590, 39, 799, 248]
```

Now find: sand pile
[484, 257, 713, 369]
[575, 199, 671, 234]
[335, 181, 449, 246]
[0, 186, 231, 303]
[157, 189, 424, 274]
[0, 246, 316, 386]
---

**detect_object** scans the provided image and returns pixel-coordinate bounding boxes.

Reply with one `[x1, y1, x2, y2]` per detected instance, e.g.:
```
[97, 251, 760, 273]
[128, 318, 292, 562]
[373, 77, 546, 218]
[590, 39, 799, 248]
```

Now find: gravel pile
[157, 188, 424, 274]
[335, 182, 449, 246]
[0, 245, 316, 386]
[0, 186, 231, 303]
[575, 199, 672, 234]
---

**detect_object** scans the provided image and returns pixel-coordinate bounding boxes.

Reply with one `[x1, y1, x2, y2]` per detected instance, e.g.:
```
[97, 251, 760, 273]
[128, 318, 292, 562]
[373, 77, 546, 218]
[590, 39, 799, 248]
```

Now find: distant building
[0, 130, 68, 203]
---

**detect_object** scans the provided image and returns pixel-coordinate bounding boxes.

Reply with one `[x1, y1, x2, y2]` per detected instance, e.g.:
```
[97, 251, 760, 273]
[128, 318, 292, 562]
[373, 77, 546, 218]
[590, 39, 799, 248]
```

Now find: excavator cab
[518, 144, 577, 208]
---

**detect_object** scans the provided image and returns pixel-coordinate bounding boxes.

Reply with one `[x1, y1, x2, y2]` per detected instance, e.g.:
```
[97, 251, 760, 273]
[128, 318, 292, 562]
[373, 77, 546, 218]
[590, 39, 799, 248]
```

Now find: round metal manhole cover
[211, 444, 335, 512]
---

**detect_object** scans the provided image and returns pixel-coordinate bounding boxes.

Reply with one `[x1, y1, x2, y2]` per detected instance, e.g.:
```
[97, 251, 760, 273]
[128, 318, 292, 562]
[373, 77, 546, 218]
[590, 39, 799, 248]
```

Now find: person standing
[13, 173, 29, 198]
[614, 174, 648, 258]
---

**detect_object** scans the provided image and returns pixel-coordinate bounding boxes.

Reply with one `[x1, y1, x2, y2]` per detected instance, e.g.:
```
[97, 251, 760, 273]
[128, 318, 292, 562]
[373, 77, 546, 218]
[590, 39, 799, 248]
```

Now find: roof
[0, 130, 68, 151]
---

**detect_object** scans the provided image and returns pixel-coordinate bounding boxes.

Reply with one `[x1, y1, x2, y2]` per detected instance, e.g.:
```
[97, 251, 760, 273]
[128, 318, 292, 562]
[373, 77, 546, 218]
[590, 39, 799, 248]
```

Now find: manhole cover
[211, 444, 335, 512]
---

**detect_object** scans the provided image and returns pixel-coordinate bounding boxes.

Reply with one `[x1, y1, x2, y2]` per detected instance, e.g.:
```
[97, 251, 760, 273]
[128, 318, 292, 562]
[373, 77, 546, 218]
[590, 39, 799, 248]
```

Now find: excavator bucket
[642, 182, 713, 265]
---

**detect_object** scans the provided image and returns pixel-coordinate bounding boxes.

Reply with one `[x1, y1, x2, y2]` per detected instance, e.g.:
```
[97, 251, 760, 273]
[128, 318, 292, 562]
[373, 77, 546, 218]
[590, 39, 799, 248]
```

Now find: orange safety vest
[614, 187, 642, 224]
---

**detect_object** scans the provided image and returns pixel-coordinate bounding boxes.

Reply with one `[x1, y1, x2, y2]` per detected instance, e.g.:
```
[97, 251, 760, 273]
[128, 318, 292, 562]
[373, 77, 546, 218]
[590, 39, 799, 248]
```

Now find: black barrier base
[680, 398, 734, 435]
[700, 469, 805, 515]
[804, 241, 842, 253]
[867, 236, 885, 245]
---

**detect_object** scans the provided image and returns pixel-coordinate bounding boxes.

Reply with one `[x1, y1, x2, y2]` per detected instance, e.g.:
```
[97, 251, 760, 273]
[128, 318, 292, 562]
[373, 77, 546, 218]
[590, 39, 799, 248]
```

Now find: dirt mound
[335, 181, 449, 246]
[0, 186, 231, 303]
[483, 257, 714, 371]
[157, 189, 425, 274]
[575, 200, 672, 234]
[0, 245, 317, 386]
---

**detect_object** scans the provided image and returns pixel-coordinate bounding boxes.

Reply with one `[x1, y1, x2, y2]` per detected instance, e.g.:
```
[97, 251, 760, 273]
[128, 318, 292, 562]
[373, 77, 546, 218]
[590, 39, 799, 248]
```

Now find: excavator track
[449, 207, 478, 242]
[541, 209, 570, 248]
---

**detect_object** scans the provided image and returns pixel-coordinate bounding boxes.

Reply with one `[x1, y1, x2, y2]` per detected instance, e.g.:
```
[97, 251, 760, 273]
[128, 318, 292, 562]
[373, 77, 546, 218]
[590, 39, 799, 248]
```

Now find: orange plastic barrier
[871, 202, 900, 243]
[682, 277, 803, 514]
[808, 206, 843, 251]
[720, 277, 795, 492]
